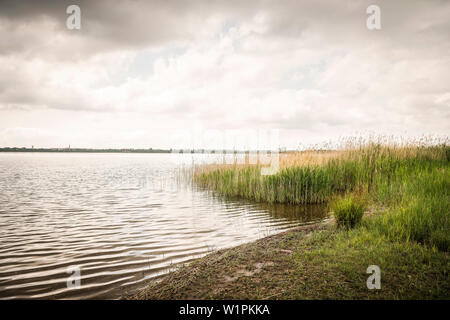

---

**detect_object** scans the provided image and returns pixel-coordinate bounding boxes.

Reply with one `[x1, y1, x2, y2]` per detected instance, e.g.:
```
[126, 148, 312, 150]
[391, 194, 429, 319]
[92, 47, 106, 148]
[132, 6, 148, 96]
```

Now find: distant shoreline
[0, 148, 292, 154]
[0, 147, 171, 153]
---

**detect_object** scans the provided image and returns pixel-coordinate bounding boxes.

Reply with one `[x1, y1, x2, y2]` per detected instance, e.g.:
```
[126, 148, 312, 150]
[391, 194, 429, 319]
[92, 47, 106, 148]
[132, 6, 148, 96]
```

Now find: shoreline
[127, 219, 332, 300]
[128, 212, 449, 300]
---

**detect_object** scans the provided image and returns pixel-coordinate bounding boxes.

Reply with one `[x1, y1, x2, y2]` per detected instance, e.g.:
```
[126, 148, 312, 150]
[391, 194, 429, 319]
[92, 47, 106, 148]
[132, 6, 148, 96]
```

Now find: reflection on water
[0, 153, 327, 299]
[220, 198, 327, 223]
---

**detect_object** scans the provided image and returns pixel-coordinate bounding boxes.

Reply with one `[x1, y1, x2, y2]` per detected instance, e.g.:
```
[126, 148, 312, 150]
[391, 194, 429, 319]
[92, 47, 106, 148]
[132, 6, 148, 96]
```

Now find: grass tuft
[330, 193, 366, 229]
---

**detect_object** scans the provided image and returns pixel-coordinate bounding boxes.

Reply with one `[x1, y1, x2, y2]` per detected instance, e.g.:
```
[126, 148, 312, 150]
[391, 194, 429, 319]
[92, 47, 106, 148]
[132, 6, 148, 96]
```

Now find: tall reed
[194, 139, 449, 250]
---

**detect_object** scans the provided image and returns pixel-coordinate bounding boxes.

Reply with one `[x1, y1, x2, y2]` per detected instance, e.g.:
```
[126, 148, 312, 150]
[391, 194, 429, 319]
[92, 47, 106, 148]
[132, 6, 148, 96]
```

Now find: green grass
[195, 143, 450, 251]
[134, 222, 449, 299]
[369, 166, 449, 250]
[291, 227, 449, 299]
[196, 144, 449, 204]
[330, 193, 366, 228]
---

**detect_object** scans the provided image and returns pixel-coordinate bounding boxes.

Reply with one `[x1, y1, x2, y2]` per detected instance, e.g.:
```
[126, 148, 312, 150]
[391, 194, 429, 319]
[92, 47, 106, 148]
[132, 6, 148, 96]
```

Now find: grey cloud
[0, 0, 255, 58]
[1, 0, 449, 58]
[0, 0, 449, 140]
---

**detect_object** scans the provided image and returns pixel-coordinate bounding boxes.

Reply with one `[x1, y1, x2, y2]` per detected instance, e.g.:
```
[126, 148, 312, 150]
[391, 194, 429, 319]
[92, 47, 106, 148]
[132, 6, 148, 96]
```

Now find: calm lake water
[0, 153, 327, 299]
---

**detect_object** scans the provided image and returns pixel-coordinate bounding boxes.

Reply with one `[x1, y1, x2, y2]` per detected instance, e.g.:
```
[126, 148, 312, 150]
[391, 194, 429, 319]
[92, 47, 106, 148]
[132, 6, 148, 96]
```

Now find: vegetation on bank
[195, 142, 449, 250]
[330, 193, 366, 229]
[133, 221, 449, 299]
[134, 140, 449, 299]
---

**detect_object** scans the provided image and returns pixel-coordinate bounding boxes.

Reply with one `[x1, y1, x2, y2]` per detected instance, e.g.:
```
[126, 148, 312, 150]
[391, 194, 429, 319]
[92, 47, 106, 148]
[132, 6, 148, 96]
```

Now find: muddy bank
[127, 213, 448, 300]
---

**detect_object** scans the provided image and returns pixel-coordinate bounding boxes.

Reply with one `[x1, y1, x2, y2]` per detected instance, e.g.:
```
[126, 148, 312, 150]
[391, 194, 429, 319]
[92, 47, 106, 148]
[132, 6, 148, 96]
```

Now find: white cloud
[0, 0, 449, 148]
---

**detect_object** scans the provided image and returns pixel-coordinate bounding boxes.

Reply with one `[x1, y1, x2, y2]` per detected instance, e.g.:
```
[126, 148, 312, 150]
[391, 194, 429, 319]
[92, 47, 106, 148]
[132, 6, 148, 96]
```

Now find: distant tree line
[0, 147, 171, 153]
[0, 147, 293, 154]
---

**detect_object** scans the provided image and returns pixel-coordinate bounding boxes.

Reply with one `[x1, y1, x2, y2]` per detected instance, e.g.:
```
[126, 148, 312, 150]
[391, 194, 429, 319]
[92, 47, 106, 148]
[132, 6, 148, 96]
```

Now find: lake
[0, 153, 327, 299]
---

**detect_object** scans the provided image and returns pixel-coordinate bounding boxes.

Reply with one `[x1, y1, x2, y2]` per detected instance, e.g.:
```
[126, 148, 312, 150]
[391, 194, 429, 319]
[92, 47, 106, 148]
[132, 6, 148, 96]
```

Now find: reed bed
[194, 138, 449, 250]
[195, 143, 449, 204]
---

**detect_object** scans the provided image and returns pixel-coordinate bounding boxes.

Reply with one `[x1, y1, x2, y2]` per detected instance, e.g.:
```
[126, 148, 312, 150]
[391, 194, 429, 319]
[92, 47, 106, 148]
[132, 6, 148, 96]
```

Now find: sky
[0, 0, 449, 150]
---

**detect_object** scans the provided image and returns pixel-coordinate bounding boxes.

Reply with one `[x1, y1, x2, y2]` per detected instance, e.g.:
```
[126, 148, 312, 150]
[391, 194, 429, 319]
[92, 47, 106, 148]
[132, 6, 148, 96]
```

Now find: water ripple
[0, 153, 327, 299]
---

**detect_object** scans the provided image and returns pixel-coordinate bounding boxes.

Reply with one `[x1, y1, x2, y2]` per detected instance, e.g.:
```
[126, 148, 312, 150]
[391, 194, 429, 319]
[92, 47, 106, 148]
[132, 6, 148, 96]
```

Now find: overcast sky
[0, 0, 449, 149]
